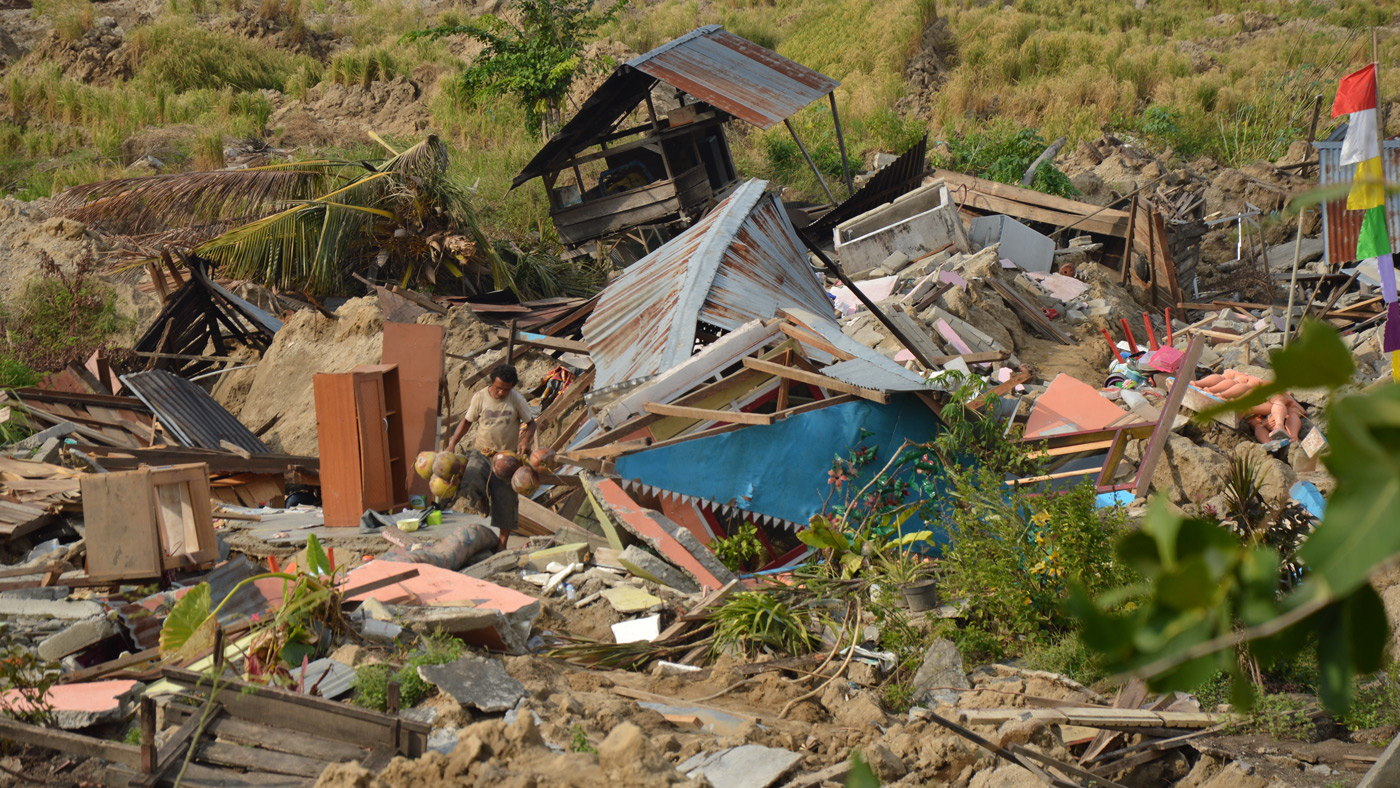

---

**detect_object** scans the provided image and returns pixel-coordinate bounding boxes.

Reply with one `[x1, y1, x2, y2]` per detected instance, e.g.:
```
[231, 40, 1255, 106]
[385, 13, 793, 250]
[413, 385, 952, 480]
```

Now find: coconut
[429, 474, 459, 500]
[432, 451, 464, 481]
[414, 451, 437, 480]
[511, 465, 540, 495]
[528, 447, 558, 472]
[492, 452, 521, 479]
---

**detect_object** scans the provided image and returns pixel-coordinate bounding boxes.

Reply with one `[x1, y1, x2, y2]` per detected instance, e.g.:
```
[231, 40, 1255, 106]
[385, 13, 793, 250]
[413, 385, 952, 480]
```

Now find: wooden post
[506, 319, 517, 362]
[827, 93, 855, 197]
[139, 696, 156, 773]
[387, 680, 401, 715]
[784, 119, 837, 204]
[1120, 197, 1138, 286]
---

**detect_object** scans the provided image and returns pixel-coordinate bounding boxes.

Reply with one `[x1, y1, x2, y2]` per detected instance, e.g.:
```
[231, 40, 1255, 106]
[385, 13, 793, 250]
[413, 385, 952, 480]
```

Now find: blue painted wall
[614, 394, 945, 533]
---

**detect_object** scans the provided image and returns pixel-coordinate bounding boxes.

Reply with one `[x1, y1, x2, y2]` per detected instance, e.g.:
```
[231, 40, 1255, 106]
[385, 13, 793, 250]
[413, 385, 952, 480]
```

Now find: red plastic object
[1120, 318, 1139, 354]
[1042, 307, 1060, 320]
[1143, 313, 1159, 350]
[1101, 329, 1126, 363]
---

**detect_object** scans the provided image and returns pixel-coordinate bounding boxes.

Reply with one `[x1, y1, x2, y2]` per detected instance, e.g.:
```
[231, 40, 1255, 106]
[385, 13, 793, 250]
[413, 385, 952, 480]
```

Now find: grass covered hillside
[0, 0, 1396, 242]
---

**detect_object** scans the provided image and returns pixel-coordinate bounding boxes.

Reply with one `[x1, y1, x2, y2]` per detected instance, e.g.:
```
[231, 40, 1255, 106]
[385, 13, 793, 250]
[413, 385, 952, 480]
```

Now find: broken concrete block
[585, 477, 736, 590]
[911, 638, 969, 706]
[0, 680, 141, 730]
[37, 616, 117, 661]
[601, 584, 664, 613]
[526, 542, 589, 571]
[1302, 427, 1328, 458]
[612, 613, 662, 644]
[592, 547, 625, 569]
[0, 599, 104, 620]
[418, 656, 525, 713]
[678, 744, 803, 788]
[618, 545, 699, 595]
[342, 561, 541, 654]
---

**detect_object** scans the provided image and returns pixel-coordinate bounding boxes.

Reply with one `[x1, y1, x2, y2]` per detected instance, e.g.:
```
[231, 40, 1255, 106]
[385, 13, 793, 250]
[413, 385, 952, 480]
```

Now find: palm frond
[197, 171, 398, 294]
[49, 166, 345, 236]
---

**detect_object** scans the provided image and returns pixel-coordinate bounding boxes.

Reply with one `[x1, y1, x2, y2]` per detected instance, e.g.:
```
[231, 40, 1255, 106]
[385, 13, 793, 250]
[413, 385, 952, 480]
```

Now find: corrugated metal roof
[583, 179, 835, 389]
[627, 25, 838, 129]
[121, 370, 271, 455]
[515, 26, 837, 186]
[1315, 135, 1400, 265]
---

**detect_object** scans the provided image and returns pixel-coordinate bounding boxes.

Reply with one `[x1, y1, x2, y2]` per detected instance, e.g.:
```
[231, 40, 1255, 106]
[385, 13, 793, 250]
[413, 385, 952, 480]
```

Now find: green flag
[1357, 204, 1392, 260]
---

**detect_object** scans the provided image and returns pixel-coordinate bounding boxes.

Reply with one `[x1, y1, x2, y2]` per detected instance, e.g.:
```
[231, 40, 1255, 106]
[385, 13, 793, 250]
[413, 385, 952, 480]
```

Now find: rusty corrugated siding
[808, 136, 929, 238]
[515, 26, 838, 186]
[583, 179, 835, 389]
[1315, 138, 1400, 265]
[629, 26, 839, 130]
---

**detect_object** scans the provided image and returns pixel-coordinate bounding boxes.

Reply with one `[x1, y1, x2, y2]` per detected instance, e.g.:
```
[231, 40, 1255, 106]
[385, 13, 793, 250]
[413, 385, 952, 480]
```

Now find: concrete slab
[678, 745, 803, 788]
[37, 616, 118, 661]
[340, 561, 541, 653]
[1358, 730, 1400, 788]
[527, 543, 590, 571]
[0, 599, 103, 620]
[589, 478, 735, 591]
[601, 585, 664, 613]
[618, 546, 699, 594]
[0, 680, 141, 730]
[612, 614, 661, 644]
[418, 656, 525, 713]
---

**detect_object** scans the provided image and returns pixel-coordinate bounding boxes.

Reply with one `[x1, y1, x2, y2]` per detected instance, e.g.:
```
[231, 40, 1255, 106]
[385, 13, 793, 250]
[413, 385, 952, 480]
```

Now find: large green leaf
[160, 583, 215, 661]
[1296, 385, 1400, 597]
[305, 533, 331, 577]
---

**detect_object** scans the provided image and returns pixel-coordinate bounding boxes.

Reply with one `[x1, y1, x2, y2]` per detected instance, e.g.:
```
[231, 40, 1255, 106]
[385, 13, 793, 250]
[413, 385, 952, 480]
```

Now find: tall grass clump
[127, 20, 316, 92]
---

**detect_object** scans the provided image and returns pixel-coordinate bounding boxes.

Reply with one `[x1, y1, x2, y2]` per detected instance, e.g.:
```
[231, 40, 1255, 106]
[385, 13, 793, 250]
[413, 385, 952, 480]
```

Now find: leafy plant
[933, 119, 1078, 198]
[712, 591, 819, 658]
[407, 0, 628, 136]
[159, 533, 348, 686]
[798, 510, 929, 579]
[1073, 322, 1398, 715]
[392, 631, 465, 707]
[350, 664, 392, 711]
[1342, 661, 1400, 731]
[0, 625, 57, 726]
[712, 522, 764, 573]
[0, 251, 131, 373]
[569, 724, 597, 754]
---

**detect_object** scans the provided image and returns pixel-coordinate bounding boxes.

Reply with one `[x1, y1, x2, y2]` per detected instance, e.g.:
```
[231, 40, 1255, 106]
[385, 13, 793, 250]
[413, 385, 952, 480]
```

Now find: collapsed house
[512, 25, 850, 254]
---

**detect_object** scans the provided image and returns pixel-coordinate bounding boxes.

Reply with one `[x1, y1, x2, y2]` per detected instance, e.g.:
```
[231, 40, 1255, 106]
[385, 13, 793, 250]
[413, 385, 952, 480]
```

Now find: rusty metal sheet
[1315, 134, 1400, 265]
[629, 26, 838, 130]
[515, 26, 837, 187]
[583, 179, 834, 389]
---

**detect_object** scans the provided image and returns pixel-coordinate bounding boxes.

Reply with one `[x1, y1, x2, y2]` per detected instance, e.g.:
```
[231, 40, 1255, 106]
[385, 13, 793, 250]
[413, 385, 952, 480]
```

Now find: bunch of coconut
[412, 447, 560, 502]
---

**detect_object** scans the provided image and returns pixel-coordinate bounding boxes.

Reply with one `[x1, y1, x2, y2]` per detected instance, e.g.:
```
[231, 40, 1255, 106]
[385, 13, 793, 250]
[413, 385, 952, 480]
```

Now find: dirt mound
[219, 296, 561, 455]
[216, 7, 340, 60]
[18, 19, 135, 85]
[268, 77, 431, 148]
[0, 198, 158, 343]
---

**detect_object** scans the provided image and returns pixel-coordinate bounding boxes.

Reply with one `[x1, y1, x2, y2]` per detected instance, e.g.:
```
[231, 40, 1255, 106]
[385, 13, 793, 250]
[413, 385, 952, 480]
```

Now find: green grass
[2, 0, 1395, 234]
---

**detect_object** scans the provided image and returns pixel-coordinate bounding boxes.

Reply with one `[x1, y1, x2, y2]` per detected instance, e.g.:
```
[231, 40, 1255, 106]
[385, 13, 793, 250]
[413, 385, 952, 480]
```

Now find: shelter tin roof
[514, 26, 838, 186]
[583, 179, 835, 389]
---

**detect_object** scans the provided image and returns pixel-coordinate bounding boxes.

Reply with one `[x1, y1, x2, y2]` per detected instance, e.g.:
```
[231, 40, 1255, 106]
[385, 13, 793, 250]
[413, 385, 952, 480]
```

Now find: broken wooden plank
[492, 328, 589, 354]
[741, 358, 889, 404]
[1133, 336, 1205, 498]
[642, 402, 774, 426]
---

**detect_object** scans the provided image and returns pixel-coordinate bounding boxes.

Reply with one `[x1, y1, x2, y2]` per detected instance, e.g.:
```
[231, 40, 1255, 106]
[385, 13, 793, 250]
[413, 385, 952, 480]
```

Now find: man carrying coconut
[447, 364, 537, 544]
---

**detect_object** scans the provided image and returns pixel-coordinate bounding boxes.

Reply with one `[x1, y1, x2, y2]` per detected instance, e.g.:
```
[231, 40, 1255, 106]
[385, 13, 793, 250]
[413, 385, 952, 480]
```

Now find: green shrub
[0, 252, 131, 373]
[711, 522, 763, 573]
[938, 474, 1132, 653]
[350, 663, 392, 710]
[1021, 632, 1107, 688]
[349, 631, 466, 711]
[934, 119, 1078, 198]
[0, 357, 39, 389]
[1343, 661, 1400, 731]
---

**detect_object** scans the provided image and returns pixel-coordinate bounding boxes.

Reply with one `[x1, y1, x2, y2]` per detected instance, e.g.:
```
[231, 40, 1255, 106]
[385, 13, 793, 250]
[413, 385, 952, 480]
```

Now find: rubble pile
[1, 23, 1399, 788]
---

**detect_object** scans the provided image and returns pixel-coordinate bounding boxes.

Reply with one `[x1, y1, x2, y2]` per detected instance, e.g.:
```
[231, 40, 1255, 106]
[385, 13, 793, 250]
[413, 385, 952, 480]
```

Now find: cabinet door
[354, 371, 394, 510]
[314, 372, 364, 527]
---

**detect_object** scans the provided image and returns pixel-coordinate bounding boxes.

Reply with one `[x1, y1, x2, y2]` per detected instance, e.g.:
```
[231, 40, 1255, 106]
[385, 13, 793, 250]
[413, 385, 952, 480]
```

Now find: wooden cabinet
[314, 365, 408, 527]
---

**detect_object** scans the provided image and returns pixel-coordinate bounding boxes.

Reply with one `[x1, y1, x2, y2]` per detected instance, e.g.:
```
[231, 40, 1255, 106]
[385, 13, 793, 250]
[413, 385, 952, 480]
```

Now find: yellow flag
[1348, 156, 1386, 211]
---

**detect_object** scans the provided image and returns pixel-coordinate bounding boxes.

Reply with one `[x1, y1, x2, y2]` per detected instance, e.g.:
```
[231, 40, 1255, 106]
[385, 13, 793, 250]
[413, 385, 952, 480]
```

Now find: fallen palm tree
[48, 134, 537, 298]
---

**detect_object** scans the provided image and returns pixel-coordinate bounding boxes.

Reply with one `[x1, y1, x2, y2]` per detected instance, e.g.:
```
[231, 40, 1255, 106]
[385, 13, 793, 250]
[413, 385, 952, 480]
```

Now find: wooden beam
[1133, 336, 1205, 497]
[642, 402, 774, 425]
[0, 716, 141, 768]
[517, 494, 610, 549]
[494, 328, 588, 354]
[925, 350, 1010, 366]
[741, 358, 888, 404]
